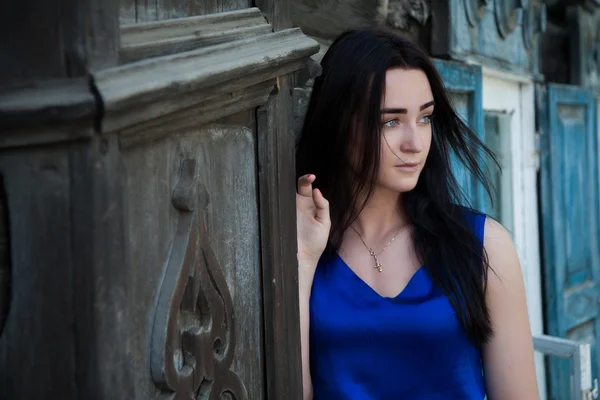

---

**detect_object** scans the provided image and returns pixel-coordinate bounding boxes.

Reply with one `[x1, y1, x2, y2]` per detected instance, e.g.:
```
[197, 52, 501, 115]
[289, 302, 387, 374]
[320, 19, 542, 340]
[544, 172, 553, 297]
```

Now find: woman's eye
[419, 115, 432, 125]
[383, 119, 400, 128]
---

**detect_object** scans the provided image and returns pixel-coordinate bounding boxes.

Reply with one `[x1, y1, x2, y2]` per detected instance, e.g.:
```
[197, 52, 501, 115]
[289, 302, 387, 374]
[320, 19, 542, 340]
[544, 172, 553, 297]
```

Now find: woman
[295, 28, 539, 399]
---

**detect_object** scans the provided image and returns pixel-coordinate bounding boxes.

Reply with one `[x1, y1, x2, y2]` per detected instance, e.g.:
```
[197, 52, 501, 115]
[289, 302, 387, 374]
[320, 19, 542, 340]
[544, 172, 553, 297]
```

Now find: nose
[400, 123, 423, 153]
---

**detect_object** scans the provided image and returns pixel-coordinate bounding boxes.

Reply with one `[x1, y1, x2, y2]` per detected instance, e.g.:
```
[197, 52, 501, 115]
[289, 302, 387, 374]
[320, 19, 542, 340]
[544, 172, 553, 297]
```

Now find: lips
[394, 162, 420, 172]
[395, 162, 420, 167]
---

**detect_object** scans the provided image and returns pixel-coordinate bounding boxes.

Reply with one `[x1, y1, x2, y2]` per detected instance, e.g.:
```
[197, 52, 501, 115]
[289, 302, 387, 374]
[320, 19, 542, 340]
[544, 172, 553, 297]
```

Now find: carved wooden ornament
[494, 0, 523, 39]
[150, 159, 248, 400]
[464, 0, 490, 27]
[387, 0, 430, 31]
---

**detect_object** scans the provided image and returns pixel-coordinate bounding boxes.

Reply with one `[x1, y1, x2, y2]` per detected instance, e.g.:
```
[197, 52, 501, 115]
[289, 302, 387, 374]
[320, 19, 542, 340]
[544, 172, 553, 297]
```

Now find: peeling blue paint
[540, 84, 600, 399]
[433, 59, 487, 212]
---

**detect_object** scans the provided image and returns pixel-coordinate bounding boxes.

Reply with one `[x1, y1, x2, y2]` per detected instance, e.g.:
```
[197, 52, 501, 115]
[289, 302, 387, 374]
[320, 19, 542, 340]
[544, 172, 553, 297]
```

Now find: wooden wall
[0, 1, 318, 398]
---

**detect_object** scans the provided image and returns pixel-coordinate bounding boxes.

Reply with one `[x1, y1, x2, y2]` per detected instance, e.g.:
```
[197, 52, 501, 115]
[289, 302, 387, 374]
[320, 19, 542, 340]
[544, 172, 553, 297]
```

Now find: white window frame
[481, 67, 546, 399]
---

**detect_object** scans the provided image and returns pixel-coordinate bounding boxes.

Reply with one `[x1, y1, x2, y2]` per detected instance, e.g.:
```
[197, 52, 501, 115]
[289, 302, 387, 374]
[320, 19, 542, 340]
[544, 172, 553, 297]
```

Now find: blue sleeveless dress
[310, 209, 487, 399]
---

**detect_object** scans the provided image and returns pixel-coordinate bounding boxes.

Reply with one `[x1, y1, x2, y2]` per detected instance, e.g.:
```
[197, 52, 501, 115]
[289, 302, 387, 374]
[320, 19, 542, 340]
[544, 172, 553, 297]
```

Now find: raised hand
[296, 174, 331, 265]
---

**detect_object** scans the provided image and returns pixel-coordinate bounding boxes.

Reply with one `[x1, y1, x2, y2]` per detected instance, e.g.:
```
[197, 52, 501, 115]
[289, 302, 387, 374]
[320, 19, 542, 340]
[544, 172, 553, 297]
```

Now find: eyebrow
[381, 100, 435, 114]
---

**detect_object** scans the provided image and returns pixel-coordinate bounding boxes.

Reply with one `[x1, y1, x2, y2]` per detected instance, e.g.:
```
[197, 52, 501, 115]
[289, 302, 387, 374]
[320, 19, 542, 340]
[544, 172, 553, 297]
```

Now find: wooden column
[0, 0, 119, 399]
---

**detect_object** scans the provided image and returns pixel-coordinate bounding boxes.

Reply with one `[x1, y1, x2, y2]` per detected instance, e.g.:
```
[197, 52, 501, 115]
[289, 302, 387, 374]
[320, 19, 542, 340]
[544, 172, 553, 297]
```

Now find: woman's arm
[299, 262, 316, 400]
[295, 174, 331, 400]
[482, 218, 539, 400]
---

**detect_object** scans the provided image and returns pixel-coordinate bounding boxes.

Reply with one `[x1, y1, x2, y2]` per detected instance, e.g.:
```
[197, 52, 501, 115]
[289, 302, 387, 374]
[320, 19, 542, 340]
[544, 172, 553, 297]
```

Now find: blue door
[433, 59, 487, 211]
[539, 84, 600, 399]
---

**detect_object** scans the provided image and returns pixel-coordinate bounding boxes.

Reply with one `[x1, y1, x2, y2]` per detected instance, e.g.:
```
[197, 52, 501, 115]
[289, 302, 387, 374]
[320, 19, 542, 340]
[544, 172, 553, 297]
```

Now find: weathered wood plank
[95, 28, 319, 133]
[0, 79, 95, 127]
[118, 79, 274, 148]
[539, 83, 600, 400]
[0, 150, 77, 399]
[120, 0, 138, 25]
[80, 0, 120, 71]
[195, 122, 262, 400]
[191, 0, 221, 15]
[119, 7, 271, 63]
[257, 75, 304, 400]
[255, 0, 289, 30]
[68, 136, 150, 400]
[126, 0, 249, 22]
[253, 1, 309, 398]
[135, 0, 159, 22]
[0, 79, 96, 148]
[167, 0, 190, 19]
[103, 120, 262, 399]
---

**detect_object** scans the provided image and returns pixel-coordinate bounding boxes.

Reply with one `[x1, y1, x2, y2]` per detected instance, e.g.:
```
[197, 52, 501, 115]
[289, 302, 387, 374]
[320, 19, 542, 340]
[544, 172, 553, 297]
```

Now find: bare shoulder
[483, 216, 512, 243]
[482, 217, 521, 281]
[480, 219, 539, 398]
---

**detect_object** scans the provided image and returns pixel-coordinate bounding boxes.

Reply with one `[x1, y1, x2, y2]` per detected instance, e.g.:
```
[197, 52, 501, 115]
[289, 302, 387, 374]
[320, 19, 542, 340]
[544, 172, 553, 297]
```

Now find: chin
[385, 178, 420, 193]
[397, 183, 419, 193]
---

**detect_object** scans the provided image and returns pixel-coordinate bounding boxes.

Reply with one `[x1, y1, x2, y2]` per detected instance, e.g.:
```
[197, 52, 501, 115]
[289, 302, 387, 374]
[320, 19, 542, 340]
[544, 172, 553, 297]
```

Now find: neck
[353, 186, 407, 239]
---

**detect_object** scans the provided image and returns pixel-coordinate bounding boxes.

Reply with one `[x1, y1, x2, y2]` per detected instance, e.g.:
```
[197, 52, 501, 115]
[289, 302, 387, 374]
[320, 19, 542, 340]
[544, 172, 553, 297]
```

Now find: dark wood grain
[119, 8, 272, 63]
[255, 0, 290, 29]
[0, 174, 9, 337]
[95, 28, 317, 134]
[0, 0, 71, 83]
[123, 0, 250, 23]
[253, 1, 304, 398]
[0, 150, 77, 399]
[1, 1, 318, 399]
[0, 0, 119, 84]
[257, 75, 304, 400]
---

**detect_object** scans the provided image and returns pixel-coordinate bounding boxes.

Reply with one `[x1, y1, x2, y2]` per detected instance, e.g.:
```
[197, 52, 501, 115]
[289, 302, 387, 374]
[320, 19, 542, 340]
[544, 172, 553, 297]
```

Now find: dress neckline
[335, 253, 425, 300]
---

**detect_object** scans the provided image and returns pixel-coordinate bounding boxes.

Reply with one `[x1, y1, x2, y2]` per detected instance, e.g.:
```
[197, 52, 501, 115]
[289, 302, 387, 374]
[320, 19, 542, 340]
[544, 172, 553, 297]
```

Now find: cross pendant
[372, 254, 383, 273]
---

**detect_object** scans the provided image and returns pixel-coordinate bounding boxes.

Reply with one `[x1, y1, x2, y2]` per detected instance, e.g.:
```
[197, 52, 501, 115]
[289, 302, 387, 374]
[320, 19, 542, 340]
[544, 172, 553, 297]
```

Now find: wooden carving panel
[151, 159, 248, 400]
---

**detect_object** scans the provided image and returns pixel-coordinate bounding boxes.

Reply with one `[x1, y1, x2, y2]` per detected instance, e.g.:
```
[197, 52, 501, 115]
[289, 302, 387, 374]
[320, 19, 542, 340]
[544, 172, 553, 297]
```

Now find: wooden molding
[0, 79, 96, 148]
[118, 80, 274, 149]
[94, 28, 319, 146]
[1, 9, 319, 149]
[120, 8, 272, 64]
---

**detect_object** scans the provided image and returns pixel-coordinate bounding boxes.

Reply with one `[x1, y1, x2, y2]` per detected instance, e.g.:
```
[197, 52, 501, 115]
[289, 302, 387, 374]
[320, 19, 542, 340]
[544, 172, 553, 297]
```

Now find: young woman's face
[377, 68, 434, 193]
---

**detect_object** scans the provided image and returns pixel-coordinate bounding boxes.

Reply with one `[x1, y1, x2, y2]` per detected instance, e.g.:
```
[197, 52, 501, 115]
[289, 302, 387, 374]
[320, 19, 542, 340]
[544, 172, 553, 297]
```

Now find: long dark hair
[296, 28, 498, 347]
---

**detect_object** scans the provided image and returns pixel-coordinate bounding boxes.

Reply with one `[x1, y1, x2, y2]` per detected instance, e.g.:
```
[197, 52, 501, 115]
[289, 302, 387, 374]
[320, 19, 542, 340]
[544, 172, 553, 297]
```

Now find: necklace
[350, 224, 407, 273]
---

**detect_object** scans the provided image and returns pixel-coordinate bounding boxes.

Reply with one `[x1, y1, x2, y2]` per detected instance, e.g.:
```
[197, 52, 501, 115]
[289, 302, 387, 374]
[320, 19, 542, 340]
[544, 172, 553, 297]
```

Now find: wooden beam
[119, 8, 272, 63]
[257, 74, 304, 400]
[95, 28, 318, 137]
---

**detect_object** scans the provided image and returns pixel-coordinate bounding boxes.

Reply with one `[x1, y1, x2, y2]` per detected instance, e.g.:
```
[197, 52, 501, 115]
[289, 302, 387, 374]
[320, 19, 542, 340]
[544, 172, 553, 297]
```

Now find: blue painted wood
[539, 83, 600, 400]
[430, 0, 544, 77]
[433, 59, 487, 212]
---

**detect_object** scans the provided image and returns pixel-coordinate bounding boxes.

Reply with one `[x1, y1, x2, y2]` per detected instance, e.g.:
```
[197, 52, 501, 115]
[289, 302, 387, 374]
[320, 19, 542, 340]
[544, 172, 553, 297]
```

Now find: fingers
[297, 174, 316, 197]
[312, 188, 330, 223]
